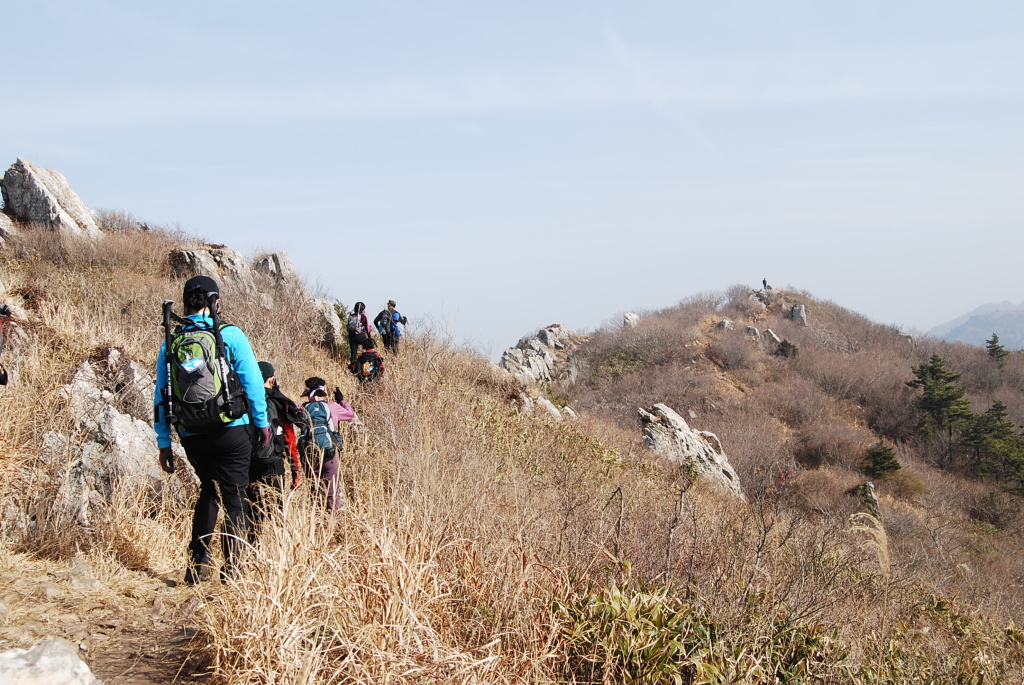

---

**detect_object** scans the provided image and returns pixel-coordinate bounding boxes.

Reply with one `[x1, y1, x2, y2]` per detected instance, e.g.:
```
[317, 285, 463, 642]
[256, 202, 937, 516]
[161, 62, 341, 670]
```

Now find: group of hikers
[152, 275, 407, 583]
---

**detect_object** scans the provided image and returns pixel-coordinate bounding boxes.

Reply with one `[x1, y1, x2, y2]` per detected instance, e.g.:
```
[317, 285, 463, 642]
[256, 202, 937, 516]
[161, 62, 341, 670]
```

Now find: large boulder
[500, 324, 584, 385]
[253, 252, 300, 285]
[168, 247, 255, 293]
[0, 638, 102, 685]
[0, 159, 102, 238]
[311, 298, 345, 347]
[622, 311, 640, 328]
[790, 304, 808, 326]
[639, 403, 743, 498]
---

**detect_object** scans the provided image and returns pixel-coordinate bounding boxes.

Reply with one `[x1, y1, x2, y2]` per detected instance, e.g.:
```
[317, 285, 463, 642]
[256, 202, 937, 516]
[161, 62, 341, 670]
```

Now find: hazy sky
[3, 1, 1022, 356]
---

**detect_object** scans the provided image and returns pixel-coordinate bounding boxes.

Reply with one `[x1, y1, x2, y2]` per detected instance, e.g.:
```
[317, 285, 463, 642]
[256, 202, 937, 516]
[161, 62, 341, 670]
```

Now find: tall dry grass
[2, 231, 1024, 682]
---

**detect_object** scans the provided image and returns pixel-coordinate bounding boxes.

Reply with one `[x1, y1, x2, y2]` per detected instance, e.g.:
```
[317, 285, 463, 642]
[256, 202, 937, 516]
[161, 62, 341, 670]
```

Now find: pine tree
[864, 444, 901, 479]
[961, 401, 1024, 492]
[986, 333, 1009, 369]
[907, 354, 974, 468]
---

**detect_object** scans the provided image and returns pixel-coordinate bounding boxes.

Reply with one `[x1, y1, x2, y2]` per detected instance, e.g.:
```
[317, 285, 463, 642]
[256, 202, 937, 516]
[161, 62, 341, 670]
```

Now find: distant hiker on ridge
[247, 361, 303, 534]
[374, 299, 408, 354]
[346, 302, 374, 369]
[154, 275, 269, 584]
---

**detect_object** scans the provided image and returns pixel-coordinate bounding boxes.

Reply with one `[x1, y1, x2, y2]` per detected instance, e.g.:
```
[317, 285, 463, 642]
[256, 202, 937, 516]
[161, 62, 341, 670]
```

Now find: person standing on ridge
[346, 302, 374, 369]
[374, 299, 408, 354]
[247, 361, 303, 533]
[154, 275, 269, 584]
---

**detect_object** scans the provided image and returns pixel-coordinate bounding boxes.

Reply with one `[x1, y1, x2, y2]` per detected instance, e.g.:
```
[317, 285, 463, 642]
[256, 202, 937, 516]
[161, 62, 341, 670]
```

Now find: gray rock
[253, 252, 299, 284]
[639, 403, 743, 498]
[562, 406, 578, 420]
[311, 298, 344, 347]
[500, 324, 583, 385]
[0, 210, 18, 244]
[168, 247, 254, 293]
[535, 397, 563, 422]
[0, 638, 104, 685]
[1, 159, 103, 238]
[745, 326, 760, 337]
[717, 319, 734, 331]
[622, 311, 640, 328]
[790, 304, 808, 326]
[765, 329, 782, 345]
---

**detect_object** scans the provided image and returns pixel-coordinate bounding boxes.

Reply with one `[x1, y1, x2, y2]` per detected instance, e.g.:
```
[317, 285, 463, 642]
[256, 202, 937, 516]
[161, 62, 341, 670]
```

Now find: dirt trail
[0, 552, 212, 683]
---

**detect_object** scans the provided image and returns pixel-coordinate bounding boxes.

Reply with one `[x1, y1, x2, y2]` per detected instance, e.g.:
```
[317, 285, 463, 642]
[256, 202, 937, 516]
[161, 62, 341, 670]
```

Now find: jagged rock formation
[169, 246, 255, 294]
[254, 252, 299, 283]
[0, 638, 102, 685]
[639, 403, 743, 498]
[47, 355, 184, 526]
[765, 329, 782, 345]
[0, 159, 102, 238]
[500, 324, 584, 385]
[790, 304, 808, 326]
[311, 298, 345, 348]
[623, 311, 640, 328]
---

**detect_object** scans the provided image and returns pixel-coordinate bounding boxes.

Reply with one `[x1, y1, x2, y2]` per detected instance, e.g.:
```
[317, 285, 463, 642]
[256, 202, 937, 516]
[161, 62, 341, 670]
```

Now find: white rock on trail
[0, 638, 103, 685]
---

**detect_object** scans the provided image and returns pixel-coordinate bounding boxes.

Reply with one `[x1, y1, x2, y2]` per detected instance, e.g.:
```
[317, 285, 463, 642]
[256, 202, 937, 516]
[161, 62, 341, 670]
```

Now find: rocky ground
[1, 551, 207, 683]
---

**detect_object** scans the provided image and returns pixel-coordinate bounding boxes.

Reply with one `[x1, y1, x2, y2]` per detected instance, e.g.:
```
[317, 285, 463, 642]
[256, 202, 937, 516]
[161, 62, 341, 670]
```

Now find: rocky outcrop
[639, 403, 743, 498]
[500, 324, 584, 385]
[765, 329, 782, 345]
[790, 304, 808, 326]
[168, 246, 255, 294]
[0, 638, 102, 685]
[623, 311, 640, 328]
[254, 252, 299, 284]
[50, 356, 180, 526]
[0, 211, 17, 244]
[1, 159, 102, 238]
[311, 298, 345, 348]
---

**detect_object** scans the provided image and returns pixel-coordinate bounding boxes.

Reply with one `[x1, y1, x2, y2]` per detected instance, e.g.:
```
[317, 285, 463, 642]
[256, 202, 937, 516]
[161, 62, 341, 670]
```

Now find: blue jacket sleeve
[153, 341, 172, 449]
[223, 325, 268, 428]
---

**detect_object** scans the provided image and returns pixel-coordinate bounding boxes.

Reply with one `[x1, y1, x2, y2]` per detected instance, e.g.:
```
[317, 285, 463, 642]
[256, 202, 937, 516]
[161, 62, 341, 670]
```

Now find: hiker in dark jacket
[247, 361, 303, 533]
[346, 302, 374, 368]
[153, 275, 269, 583]
[374, 299, 408, 354]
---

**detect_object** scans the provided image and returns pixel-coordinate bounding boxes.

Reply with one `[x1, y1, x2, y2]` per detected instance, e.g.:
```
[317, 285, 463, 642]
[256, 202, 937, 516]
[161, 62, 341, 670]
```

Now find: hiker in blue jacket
[153, 275, 269, 583]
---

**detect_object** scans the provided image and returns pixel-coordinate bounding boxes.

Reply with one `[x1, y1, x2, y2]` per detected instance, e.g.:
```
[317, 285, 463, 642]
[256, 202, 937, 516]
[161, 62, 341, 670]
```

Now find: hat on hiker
[258, 362, 275, 381]
[388, 300, 396, 307]
[183, 275, 219, 301]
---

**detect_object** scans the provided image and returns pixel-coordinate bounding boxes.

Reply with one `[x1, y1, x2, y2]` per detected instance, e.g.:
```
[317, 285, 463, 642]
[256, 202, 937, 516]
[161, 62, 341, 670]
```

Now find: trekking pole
[160, 300, 177, 426]
[207, 291, 246, 420]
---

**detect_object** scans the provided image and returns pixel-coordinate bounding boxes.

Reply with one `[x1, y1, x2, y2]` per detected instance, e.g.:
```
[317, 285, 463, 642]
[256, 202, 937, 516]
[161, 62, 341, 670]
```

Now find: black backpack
[354, 351, 384, 382]
[253, 394, 283, 466]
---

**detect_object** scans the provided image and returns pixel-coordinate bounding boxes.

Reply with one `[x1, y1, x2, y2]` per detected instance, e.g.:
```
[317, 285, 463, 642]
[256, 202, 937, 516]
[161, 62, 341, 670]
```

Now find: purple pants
[303, 450, 344, 514]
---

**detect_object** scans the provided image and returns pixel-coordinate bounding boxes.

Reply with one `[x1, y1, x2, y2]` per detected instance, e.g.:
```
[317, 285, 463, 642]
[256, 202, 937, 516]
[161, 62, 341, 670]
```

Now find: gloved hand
[333, 386, 344, 404]
[255, 426, 271, 449]
[158, 447, 175, 474]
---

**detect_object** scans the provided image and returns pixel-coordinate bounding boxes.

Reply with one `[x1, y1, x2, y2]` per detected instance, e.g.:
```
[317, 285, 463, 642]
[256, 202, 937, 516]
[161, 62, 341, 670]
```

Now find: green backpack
[161, 300, 247, 433]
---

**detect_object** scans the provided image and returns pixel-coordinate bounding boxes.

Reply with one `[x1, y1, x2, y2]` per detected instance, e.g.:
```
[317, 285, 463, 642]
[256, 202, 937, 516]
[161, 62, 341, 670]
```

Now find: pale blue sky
[3, 1, 1022, 356]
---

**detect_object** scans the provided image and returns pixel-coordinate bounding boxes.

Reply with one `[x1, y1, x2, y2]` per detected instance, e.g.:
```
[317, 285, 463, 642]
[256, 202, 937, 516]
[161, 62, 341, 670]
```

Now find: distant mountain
[929, 301, 1024, 349]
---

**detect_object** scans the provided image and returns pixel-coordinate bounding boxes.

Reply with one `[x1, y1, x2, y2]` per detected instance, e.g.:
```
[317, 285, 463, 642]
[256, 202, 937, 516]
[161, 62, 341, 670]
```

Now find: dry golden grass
[2, 227, 1024, 682]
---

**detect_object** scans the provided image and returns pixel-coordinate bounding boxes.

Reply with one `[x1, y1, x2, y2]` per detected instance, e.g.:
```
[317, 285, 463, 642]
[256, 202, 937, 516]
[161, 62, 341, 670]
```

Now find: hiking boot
[184, 557, 215, 585]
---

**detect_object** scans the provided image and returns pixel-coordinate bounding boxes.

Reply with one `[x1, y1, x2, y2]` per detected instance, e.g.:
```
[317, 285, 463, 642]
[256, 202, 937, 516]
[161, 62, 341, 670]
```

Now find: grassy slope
[0, 228, 1021, 683]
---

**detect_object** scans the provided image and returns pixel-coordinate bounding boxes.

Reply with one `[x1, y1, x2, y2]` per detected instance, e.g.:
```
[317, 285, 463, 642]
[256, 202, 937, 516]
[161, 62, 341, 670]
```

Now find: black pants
[382, 331, 399, 354]
[247, 456, 285, 537]
[181, 424, 253, 576]
[348, 332, 374, 365]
